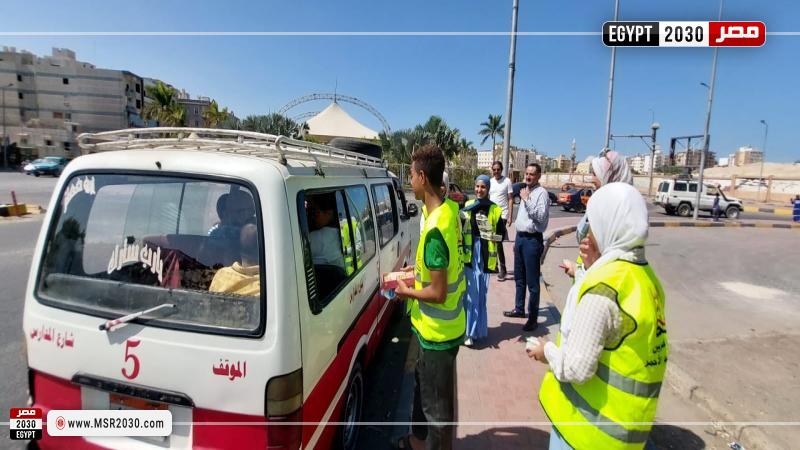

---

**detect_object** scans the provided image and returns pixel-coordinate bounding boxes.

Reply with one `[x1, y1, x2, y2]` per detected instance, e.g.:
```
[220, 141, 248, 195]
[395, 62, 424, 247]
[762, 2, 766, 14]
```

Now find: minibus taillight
[265, 369, 303, 449]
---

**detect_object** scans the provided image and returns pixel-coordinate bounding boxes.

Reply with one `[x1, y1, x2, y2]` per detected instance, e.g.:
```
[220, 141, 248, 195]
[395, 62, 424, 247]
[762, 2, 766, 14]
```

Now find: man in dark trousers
[504, 163, 550, 332]
[395, 145, 465, 450]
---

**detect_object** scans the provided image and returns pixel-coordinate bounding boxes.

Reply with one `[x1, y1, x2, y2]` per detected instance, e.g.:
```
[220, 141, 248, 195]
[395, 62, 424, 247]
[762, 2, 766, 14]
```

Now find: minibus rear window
[36, 173, 264, 336]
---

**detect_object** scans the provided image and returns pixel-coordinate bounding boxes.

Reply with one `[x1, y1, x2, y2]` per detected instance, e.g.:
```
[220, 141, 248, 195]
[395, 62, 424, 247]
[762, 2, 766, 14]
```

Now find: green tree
[142, 81, 185, 126]
[479, 114, 505, 162]
[202, 100, 230, 128]
[241, 113, 305, 138]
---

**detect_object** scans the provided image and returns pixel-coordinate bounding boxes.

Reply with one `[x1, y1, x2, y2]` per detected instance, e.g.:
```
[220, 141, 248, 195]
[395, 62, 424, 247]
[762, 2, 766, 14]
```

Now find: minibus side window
[371, 183, 398, 248]
[674, 182, 687, 192]
[301, 190, 352, 312]
[344, 186, 377, 266]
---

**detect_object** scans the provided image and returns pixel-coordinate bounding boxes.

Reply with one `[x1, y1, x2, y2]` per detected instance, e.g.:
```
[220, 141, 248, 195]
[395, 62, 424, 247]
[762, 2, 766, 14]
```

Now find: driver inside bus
[208, 223, 260, 296]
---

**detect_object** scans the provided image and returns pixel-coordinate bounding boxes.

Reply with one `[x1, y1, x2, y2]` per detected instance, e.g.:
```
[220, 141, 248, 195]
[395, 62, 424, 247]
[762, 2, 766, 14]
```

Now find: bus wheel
[337, 361, 364, 450]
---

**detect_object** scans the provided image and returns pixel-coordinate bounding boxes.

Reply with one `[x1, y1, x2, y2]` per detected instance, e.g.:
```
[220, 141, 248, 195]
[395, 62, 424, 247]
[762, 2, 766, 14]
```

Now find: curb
[744, 205, 793, 216]
[0, 204, 45, 219]
[540, 225, 782, 450]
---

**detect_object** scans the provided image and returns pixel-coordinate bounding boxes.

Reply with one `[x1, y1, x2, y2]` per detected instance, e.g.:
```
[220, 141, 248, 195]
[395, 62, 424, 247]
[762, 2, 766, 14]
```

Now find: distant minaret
[570, 138, 577, 173]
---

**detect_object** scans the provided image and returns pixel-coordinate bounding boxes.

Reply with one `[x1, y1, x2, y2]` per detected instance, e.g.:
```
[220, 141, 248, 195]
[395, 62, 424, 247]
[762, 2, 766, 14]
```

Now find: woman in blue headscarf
[461, 174, 504, 347]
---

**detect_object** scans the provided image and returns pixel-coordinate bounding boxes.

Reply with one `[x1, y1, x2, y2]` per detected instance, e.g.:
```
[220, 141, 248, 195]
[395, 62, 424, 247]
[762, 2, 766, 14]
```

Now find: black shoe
[497, 273, 506, 281]
[503, 309, 526, 318]
[522, 320, 538, 332]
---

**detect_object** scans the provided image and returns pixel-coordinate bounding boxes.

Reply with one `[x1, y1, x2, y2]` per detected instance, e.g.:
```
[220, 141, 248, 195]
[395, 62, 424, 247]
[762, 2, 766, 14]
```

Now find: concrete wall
[540, 173, 800, 203]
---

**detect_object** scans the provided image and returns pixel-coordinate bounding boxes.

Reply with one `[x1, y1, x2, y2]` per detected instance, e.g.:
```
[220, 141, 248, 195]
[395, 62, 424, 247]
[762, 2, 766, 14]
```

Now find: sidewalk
[453, 222, 564, 450]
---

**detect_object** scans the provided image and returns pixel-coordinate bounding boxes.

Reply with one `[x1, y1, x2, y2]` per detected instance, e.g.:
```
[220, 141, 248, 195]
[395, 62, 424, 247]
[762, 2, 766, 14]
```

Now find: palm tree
[479, 114, 505, 162]
[202, 100, 230, 128]
[142, 81, 185, 126]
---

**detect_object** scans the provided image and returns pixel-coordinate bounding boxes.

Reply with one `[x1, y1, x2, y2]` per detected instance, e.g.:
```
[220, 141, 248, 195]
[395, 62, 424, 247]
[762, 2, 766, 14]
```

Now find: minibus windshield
[36, 173, 264, 336]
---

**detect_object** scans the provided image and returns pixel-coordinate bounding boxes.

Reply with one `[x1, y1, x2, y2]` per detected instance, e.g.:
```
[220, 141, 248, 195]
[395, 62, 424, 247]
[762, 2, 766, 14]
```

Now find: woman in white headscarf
[528, 183, 668, 450]
[561, 149, 633, 279]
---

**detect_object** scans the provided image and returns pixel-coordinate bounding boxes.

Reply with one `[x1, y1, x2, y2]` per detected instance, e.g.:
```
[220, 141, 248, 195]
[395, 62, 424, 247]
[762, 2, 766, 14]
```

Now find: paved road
[0, 171, 59, 209]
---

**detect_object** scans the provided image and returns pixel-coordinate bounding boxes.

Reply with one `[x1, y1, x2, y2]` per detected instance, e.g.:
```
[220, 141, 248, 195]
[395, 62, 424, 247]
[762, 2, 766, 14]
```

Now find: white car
[655, 178, 742, 218]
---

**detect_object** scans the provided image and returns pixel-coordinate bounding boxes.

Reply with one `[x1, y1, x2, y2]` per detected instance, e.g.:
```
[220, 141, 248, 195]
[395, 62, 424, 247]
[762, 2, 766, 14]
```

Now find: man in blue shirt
[504, 163, 550, 331]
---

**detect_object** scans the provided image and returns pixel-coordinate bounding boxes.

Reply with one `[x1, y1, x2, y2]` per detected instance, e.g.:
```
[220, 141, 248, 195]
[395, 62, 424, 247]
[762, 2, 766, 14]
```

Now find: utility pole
[648, 122, 660, 197]
[758, 119, 768, 202]
[603, 0, 621, 150]
[694, 0, 723, 220]
[501, 0, 519, 178]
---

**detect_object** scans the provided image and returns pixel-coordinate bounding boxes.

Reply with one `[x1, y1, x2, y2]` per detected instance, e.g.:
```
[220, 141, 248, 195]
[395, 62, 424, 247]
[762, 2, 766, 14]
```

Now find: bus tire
[336, 360, 364, 450]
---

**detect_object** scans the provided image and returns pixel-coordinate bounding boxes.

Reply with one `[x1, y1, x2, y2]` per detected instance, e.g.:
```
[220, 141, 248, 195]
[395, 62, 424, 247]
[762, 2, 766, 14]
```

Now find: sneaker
[497, 273, 506, 282]
[522, 320, 538, 332]
[503, 309, 526, 318]
[464, 338, 473, 347]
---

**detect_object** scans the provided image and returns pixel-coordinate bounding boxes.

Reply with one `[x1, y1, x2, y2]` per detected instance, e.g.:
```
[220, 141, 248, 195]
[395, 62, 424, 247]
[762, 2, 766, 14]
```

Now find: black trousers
[497, 224, 509, 275]
[411, 344, 459, 450]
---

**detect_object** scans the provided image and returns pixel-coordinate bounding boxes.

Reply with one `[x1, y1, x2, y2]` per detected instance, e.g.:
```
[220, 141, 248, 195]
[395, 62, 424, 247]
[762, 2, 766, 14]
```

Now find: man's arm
[523, 188, 549, 225]
[395, 268, 448, 304]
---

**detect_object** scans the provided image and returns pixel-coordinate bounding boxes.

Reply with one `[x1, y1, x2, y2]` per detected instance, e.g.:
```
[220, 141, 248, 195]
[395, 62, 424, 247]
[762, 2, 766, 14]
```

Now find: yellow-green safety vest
[409, 201, 466, 343]
[539, 259, 668, 450]
[460, 199, 502, 271]
[340, 217, 362, 275]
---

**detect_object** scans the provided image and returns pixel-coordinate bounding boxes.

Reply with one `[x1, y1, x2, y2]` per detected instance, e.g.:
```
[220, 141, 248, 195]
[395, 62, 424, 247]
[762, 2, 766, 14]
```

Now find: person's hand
[506, 218, 512, 228]
[395, 279, 412, 299]
[579, 237, 599, 269]
[520, 186, 530, 202]
[559, 259, 576, 278]
[526, 338, 548, 363]
[400, 265, 414, 273]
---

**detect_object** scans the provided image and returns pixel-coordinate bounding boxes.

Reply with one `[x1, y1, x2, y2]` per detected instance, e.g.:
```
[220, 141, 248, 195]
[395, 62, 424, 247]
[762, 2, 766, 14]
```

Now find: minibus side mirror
[407, 203, 419, 217]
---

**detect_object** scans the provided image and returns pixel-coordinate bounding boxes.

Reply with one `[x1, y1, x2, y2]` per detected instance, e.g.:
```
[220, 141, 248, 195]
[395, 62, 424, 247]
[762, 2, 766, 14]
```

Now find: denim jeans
[513, 232, 544, 319]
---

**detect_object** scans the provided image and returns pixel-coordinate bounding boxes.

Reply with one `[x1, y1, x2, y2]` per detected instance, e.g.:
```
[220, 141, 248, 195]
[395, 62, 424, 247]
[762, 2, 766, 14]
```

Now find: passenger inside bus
[208, 223, 261, 296]
[208, 189, 256, 241]
[307, 193, 346, 269]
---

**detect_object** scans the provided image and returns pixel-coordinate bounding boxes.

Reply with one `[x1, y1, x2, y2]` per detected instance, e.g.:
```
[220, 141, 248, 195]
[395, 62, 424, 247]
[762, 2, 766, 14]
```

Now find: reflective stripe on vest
[539, 259, 668, 450]
[409, 200, 466, 343]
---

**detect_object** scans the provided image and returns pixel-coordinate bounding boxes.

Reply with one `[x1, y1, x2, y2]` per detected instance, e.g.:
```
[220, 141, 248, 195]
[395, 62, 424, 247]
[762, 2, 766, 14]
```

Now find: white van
[23, 128, 416, 449]
[654, 178, 742, 218]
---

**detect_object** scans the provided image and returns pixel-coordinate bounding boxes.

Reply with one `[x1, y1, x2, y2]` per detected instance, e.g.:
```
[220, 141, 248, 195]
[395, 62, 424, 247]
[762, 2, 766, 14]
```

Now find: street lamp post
[603, 0, 621, 150]
[1, 82, 13, 168]
[501, 0, 520, 178]
[693, 0, 723, 220]
[648, 122, 660, 197]
[758, 119, 768, 202]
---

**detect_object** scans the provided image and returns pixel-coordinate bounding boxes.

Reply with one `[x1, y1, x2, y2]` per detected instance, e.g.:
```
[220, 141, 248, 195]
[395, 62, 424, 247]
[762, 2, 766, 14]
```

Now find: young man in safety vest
[395, 145, 465, 450]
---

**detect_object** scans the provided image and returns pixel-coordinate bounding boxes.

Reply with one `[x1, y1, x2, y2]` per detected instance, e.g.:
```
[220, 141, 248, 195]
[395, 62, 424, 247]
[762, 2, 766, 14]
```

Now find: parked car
[654, 179, 742, 218]
[558, 188, 593, 212]
[512, 182, 558, 206]
[23, 156, 68, 177]
[448, 182, 469, 208]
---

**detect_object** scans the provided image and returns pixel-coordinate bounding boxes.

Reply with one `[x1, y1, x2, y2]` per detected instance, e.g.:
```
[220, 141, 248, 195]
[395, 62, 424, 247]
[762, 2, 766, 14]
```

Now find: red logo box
[10, 408, 43, 419]
[709, 21, 766, 47]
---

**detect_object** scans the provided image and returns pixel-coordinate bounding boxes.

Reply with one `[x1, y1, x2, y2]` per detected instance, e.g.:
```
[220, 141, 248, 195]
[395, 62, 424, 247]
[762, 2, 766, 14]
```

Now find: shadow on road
[456, 426, 550, 450]
[650, 424, 707, 449]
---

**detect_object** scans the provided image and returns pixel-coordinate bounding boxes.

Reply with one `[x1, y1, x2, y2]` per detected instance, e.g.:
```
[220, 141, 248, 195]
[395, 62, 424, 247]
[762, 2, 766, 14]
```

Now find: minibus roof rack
[77, 128, 385, 171]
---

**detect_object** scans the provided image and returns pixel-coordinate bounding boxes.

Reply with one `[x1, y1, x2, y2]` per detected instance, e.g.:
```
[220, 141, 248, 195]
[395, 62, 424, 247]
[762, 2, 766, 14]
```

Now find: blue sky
[2, 0, 798, 162]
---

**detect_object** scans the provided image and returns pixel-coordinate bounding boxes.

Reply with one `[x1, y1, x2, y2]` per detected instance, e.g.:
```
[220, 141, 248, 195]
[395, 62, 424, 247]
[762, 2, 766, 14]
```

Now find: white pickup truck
[655, 179, 743, 218]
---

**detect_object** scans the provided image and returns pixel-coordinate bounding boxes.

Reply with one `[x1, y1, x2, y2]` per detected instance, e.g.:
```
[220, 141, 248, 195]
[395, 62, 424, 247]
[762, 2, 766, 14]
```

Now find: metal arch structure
[279, 93, 391, 134]
[291, 111, 320, 122]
